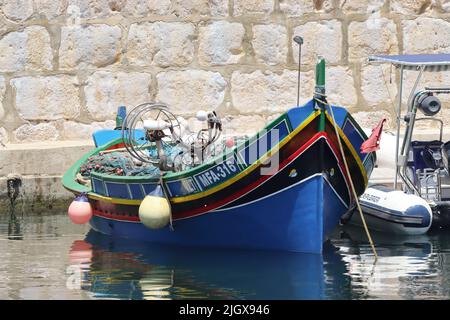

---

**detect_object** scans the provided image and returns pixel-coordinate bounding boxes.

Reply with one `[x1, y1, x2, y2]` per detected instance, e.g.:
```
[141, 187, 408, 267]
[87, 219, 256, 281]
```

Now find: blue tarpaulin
[369, 54, 450, 71]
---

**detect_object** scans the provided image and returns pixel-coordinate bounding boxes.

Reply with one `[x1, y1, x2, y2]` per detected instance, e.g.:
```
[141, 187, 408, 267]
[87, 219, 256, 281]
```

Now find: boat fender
[139, 185, 171, 229]
[68, 192, 93, 224]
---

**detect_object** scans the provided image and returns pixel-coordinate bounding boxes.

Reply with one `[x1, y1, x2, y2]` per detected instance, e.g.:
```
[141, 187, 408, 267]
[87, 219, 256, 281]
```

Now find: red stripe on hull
[93, 209, 140, 222]
[91, 131, 353, 223]
[173, 131, 351, 220]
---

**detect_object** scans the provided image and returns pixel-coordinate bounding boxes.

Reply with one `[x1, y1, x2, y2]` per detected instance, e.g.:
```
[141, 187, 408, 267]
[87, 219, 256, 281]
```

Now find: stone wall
[1, 0, 450, 144]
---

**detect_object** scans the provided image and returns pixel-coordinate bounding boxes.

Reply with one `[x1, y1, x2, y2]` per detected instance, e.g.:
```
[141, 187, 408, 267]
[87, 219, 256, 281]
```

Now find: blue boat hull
[90, 173, 348, 254]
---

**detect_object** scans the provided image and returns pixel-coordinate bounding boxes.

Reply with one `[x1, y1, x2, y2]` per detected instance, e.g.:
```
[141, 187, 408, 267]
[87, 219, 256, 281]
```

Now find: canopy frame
[369, 54, 450, 190]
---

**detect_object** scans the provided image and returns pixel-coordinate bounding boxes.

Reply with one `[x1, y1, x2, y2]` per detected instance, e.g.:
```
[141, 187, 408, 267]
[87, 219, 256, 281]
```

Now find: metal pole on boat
[394, 66, 404, 190]
[293, 36, 303, 107]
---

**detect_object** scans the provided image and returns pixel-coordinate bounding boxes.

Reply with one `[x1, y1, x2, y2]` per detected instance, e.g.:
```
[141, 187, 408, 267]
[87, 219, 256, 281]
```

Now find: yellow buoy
[138, 185, 171, 229]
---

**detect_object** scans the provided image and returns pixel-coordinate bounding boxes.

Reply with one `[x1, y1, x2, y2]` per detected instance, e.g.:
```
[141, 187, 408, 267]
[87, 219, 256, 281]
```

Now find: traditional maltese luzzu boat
[62, 57, 377, 253]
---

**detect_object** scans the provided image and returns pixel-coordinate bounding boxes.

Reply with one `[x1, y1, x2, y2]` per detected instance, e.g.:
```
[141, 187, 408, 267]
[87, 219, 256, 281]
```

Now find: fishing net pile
[78, 136, 248, 179]
[79, 144, 183, 178]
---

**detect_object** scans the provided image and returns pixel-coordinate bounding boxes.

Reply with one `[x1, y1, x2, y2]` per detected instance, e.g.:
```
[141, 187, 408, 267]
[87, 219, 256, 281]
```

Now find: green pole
[315, 56, 325, 94]
[315, 56, 326, 131]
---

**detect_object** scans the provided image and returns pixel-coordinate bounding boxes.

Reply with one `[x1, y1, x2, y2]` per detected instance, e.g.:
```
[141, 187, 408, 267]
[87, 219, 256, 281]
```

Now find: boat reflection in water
[69, 230, 350, 300]
[68, 228, 450, 300]
[332, 225, 449, 299]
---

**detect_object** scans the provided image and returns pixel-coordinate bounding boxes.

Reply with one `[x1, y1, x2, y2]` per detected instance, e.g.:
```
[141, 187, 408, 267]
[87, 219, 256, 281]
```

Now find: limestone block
[122, 0, 171, 16]
[127, 22, 195, 67]
[293, 20, 342, 65]
[59, 24, 122, 69]
[0, 105, 4, 122]
[361, 64, 398, 108]
[341, 0, 385, 14]
[351, 110, 393, 131]
[391, 0, 433, 15]
[67, 0, 172, 18]
[85, 71, 152, 121]
[252, 24, 287, 66]
[327, 67, 357, 108]
[35, 0, 68, 19]
[221, 115, 267, 136]
[341, 0, 384, 14]
[348, 18, 398, 62]
[198, 21, 245, 66]
[279, 0, 334, 16]
[156, 70, 226, 115]
[67, 0, 124, 18]
[68, 0, 227, 18]
[0, 127, 8, 144]
[231, 70, 315, 114]
[0, 76, 5, 120]
[171, 0, 228, 17]
[403, 18, 450, 54]
[0, 0, 34, 21]
[233, 0, 273, 15]
[14, 122, 59, 142]
[0, 26, 53, 72]
[442, 0, 450, 12]
[11, 76, 81, 120]
[61, 120, 115, 140]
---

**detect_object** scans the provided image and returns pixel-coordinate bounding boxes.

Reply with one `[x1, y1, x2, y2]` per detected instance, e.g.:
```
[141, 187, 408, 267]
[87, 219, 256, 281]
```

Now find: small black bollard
[7, 176, 22, 206]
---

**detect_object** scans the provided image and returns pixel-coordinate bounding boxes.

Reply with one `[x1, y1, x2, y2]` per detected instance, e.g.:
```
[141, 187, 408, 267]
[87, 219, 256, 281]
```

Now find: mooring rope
[315, 96, 378, 260]
[159, 174, 174, 231]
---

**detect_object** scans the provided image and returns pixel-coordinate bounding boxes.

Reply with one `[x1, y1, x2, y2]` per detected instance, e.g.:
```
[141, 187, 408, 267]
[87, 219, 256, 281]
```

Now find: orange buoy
[68, 193, 93, 224]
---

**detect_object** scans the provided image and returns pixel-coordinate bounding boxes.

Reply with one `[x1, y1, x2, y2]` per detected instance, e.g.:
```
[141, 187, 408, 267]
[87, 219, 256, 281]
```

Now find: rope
[315, 96, 378, 260]
[159, 174, 174, 231]
[381, 65, 398, 119]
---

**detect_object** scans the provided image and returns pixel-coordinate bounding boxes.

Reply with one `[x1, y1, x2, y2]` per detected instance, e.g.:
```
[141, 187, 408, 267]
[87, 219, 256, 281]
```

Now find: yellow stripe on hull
[324, 111, 369, 188]
[170, 110, 321, 203]
[80, 109, 367, 206]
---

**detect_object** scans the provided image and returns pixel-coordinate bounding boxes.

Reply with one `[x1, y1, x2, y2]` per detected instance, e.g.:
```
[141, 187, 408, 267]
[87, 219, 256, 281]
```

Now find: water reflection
[69, 231, 350, 300]
[2, 211, 450, 299]
[7, 211, 24, 240]
[332, 226, 450, 299]
[68, 227, 450, 300]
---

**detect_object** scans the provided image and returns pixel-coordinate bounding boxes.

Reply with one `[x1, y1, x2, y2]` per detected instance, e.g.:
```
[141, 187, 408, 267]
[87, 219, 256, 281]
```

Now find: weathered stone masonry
[1, 0, 450, 144]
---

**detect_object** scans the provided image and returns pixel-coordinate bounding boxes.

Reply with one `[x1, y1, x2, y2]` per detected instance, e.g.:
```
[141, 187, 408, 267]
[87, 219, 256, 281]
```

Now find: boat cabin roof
[369, 54, 450, 71]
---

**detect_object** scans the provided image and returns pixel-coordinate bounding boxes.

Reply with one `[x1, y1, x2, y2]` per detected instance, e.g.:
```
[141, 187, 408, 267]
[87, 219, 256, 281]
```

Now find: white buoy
[138, 185, 171, 229]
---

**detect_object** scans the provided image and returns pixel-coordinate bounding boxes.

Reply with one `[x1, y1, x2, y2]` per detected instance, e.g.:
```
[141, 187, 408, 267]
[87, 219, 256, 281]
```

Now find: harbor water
[1, 210, 450, 300]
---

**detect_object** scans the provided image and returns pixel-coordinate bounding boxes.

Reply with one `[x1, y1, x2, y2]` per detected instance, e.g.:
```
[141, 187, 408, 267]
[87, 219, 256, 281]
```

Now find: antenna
[293, 36, 303, 107]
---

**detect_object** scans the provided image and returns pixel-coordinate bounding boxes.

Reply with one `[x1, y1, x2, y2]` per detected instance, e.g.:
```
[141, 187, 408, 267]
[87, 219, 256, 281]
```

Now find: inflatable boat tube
[349, 185, 432, 235]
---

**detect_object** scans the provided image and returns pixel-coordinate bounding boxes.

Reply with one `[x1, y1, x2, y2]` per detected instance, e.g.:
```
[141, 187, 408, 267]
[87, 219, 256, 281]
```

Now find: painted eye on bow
[289, 169, 298, 178]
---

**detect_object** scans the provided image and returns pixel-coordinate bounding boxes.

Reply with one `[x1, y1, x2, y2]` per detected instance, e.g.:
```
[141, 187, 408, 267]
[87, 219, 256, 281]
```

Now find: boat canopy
[369, 53, 450, 189]
[369, 54, 450, 71]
